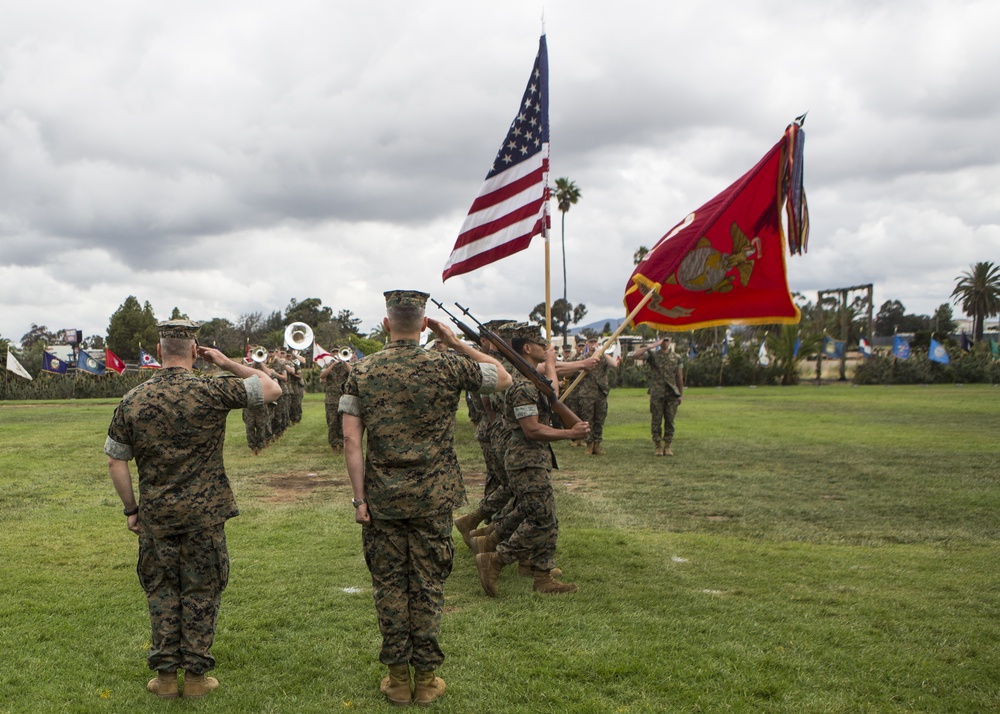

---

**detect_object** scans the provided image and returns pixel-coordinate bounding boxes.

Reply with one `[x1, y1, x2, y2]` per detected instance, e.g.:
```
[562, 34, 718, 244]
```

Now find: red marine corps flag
[624, 119, 810, 331]
[443, 35, 549, 281]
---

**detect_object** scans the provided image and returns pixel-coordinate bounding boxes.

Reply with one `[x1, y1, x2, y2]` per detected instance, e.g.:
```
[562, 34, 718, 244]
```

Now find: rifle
[448, 302, 581, 428]
[430, 299, 482, 347]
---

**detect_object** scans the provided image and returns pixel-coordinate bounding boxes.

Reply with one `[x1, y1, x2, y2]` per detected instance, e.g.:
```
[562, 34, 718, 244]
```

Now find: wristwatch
[352, 498, 366, 508]
[123, 505, 139, 517]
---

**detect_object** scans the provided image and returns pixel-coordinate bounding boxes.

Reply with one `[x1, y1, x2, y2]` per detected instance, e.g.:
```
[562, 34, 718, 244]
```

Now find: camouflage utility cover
[339, 339, 498, 519]
[105, 367, 262, 537]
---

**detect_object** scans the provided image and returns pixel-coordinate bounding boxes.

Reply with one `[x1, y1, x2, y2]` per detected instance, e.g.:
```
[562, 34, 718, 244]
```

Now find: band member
[320, 350, 351, 452]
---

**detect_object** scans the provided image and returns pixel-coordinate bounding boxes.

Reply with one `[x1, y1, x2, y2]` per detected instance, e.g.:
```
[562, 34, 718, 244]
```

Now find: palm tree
[554, 177, 581, 305]
[951, 261, 1000, 342]
[768, 324, 822, 385]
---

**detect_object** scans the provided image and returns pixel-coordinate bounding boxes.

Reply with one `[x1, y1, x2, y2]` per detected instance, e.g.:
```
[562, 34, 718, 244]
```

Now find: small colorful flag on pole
[858, 336, 872, 358]
[929, 339, 950, 364]
[313, 342, 334, 368]
[758, 340, 770, 366]
[892, 335, 911, 360]
[42, 351, 68, 374]
[76, 349, 106, 376]
[822, 336, 845, 358]
[139, 349, 161, 369]
[6, 351, 33, 380]
[105, 348, 127, 375]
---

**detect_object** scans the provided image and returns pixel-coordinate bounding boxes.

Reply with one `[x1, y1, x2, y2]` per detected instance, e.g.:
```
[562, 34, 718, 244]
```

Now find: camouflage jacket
[104, 367, 263, 537]
[271, 358, 291, 395]
[646, 350, 682, 398]
[322, 360, 350, 403]
[502, 372, 556, 472]
[577, 356, 611, 398]
[338, 339, 499, 519]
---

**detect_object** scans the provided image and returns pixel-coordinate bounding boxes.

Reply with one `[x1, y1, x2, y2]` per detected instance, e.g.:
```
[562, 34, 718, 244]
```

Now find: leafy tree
[169, 307, 189, 319]
[20, 324, 57, 349]
[369, 322, 390, 345]
[334, 309, 362, 336]
[554, 177, 581, 303]
[633, 246, 649, 265]
[284, 297, 334, 327]
[529, 299, 587, 341]
[198, 318, 242, 356]
[875, 300, 906, 336]
[932, 303, 957, 338]
[767, 324, 821, 385]
[83, 335, 105, 350]
[106, 296, 158, 360]
[951, 261, 1000, 342]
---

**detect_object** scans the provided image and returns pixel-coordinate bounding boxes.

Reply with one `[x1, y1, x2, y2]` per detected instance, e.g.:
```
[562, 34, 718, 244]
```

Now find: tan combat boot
[475, 552, 506, 597]
[470, 530, 500, 554]
[662, 441, 674, 456]
[380, 664, 412, 706]
[517, 562, 563, 578]
[591, 441, 605, 456]
[453, 509, 484, 549]
[533, 571, 579, 594]
[182, 672, 219, 698]
[413, 669, 446, 706]
[147, 670, 178, 699]
[654, 440, 664, 456]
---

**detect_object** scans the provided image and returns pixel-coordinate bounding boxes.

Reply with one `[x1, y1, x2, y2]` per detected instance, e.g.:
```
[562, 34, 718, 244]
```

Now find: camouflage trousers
[477, 435, 510, 521]
[271, 395, 290, 437]
[493, 467, 558, 571]
[650, 393, 681, 442]
[325, 399, 344, 448]
[243, 404, 271, 452]
[137, 524, 229, 674]
[362, 514, 454, 670]
[289, 392, 303, 424]
[577, 391, 608, 443]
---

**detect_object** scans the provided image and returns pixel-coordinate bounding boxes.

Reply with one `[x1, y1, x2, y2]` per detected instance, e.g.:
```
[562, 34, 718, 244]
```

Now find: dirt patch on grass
[463, 471, 487, 489]
[262, 473, 346, 503]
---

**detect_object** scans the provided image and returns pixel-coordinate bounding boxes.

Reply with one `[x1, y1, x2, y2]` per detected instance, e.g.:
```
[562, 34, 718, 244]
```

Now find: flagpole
[561, 289, 655, 400]
[544, 237, 553, 345]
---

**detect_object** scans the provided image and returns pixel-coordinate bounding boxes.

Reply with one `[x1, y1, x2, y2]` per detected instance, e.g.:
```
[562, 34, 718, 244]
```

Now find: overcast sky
[2, 0, 998, 345]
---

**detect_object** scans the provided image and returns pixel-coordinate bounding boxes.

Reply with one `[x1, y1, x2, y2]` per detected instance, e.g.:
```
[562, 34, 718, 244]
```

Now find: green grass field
[1, 385, 998, 713]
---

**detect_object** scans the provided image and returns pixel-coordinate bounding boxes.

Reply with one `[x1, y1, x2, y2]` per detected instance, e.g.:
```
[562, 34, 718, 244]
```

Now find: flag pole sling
[561, 289, 655, 401]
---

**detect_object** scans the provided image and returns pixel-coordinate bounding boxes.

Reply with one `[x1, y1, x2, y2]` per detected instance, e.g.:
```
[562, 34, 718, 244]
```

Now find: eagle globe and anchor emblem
[638, 216, 764, 318]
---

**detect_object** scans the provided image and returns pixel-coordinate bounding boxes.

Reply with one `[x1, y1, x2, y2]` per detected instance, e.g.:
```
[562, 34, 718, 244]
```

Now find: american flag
[443, 35, 550, 281]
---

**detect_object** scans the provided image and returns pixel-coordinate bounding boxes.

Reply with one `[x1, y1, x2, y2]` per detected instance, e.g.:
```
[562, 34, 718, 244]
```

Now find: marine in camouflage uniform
[269, 353, 291, 439]
[474, 323, 590, 597]
[631, 338, 684, 456]
[287, 353, 305, 424]
[339, 290, 510, 706]
[453, 320, 516, 544]
[576, 338, 617, 455]
[242, 360, 273, 454]
[320, 356, 351, 450]
[105, 319, 280, 699]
